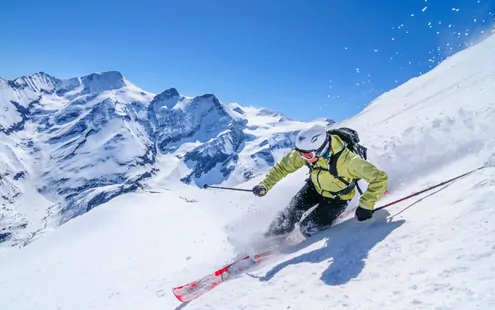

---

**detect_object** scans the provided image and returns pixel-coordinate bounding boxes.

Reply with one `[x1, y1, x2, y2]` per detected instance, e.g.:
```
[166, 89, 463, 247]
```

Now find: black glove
[355, 206, 373, 221]
[252, 184, 267, 197]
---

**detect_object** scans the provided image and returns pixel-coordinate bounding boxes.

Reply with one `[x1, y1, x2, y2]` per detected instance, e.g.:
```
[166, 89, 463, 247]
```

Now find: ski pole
[374, 165, 487, 212]
[203, 184, 252, 192]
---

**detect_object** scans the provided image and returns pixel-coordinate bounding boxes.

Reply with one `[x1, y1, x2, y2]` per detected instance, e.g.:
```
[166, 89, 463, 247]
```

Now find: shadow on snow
[257, 210, 405, 286]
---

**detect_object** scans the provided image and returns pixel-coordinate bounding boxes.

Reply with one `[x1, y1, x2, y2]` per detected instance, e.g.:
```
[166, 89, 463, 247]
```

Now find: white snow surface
[2, 35, 495, 310]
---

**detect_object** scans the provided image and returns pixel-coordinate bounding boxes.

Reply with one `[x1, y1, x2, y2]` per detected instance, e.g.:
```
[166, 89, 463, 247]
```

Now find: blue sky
[1, 0, 494, 122]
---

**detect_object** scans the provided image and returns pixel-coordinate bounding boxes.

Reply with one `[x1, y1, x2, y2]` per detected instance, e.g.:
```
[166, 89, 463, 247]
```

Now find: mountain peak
[83, 71, 124, 83]
[161, 88, 180, 99]
[10, 72, 61, 93]
[80, 71, 126, 93]
[32, 71, 57, 80]
[150, 88, 181, 110]
[197, 93, 222, 107]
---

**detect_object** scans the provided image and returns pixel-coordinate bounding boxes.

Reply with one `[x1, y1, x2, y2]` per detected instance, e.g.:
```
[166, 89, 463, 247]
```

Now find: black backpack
[308, 127, 368, 196]
[327, 127, 367, 161]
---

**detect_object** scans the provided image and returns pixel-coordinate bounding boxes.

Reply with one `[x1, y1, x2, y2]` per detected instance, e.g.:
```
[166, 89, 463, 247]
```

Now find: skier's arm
[259, 150, 305, 191]
[345, 153, 388, 210]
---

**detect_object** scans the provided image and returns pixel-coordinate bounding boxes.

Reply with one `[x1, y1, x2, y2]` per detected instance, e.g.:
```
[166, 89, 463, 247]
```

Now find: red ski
[172, 208, 360, 303]
[172, 250, 274, 302]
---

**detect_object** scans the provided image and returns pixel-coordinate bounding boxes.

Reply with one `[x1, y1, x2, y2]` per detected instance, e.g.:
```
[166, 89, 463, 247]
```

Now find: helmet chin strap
[317, 140, 331, 158]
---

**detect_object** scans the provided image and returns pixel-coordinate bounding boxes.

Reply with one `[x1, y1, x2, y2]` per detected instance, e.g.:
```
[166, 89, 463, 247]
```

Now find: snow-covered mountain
[0, 71, 332, 247]
[0, 71, 157, 247]
[1, 33, 495, 310]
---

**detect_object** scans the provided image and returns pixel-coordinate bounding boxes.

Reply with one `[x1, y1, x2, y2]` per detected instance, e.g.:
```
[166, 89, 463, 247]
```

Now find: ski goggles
[298, 150, 317, 160]
[297, 144, 330, 161]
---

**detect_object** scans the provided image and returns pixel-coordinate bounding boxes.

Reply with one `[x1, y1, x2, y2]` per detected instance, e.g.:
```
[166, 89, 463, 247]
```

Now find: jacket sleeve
[259, 150, 306, 191]
[345, 152, 388, 210]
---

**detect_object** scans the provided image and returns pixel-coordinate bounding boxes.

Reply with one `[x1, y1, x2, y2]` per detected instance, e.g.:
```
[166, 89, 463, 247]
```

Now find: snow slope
[1, 34, 495, 310]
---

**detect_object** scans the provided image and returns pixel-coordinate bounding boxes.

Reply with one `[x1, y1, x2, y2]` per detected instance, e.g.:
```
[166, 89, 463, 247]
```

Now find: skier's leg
[299, 196, 349, 237]
[264, 181, 320, 237]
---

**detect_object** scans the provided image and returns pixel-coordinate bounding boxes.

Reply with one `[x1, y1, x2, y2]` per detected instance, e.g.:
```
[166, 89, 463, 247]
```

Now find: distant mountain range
[0, 71, 333, 247]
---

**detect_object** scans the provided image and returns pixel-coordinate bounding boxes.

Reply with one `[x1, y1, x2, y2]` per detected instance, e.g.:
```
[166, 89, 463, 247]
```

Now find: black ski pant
[265, 181, 349, 237]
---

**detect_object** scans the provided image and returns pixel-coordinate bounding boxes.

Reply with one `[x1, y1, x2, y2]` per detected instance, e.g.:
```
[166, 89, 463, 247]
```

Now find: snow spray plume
[203, 184, 252, 192]
[374, 165, 489, 212]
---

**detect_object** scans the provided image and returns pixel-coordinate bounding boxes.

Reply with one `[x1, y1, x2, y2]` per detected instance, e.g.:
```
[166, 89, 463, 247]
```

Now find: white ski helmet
[295, 124, 330, 157]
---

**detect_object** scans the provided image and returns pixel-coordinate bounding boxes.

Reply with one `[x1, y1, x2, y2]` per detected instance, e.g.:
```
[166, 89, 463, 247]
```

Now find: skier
[252, 124, 388, 238]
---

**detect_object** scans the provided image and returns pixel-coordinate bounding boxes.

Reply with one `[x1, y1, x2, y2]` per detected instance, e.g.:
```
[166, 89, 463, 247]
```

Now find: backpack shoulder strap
[328, 148, 350, 186]
[328, 135, 364, 194]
